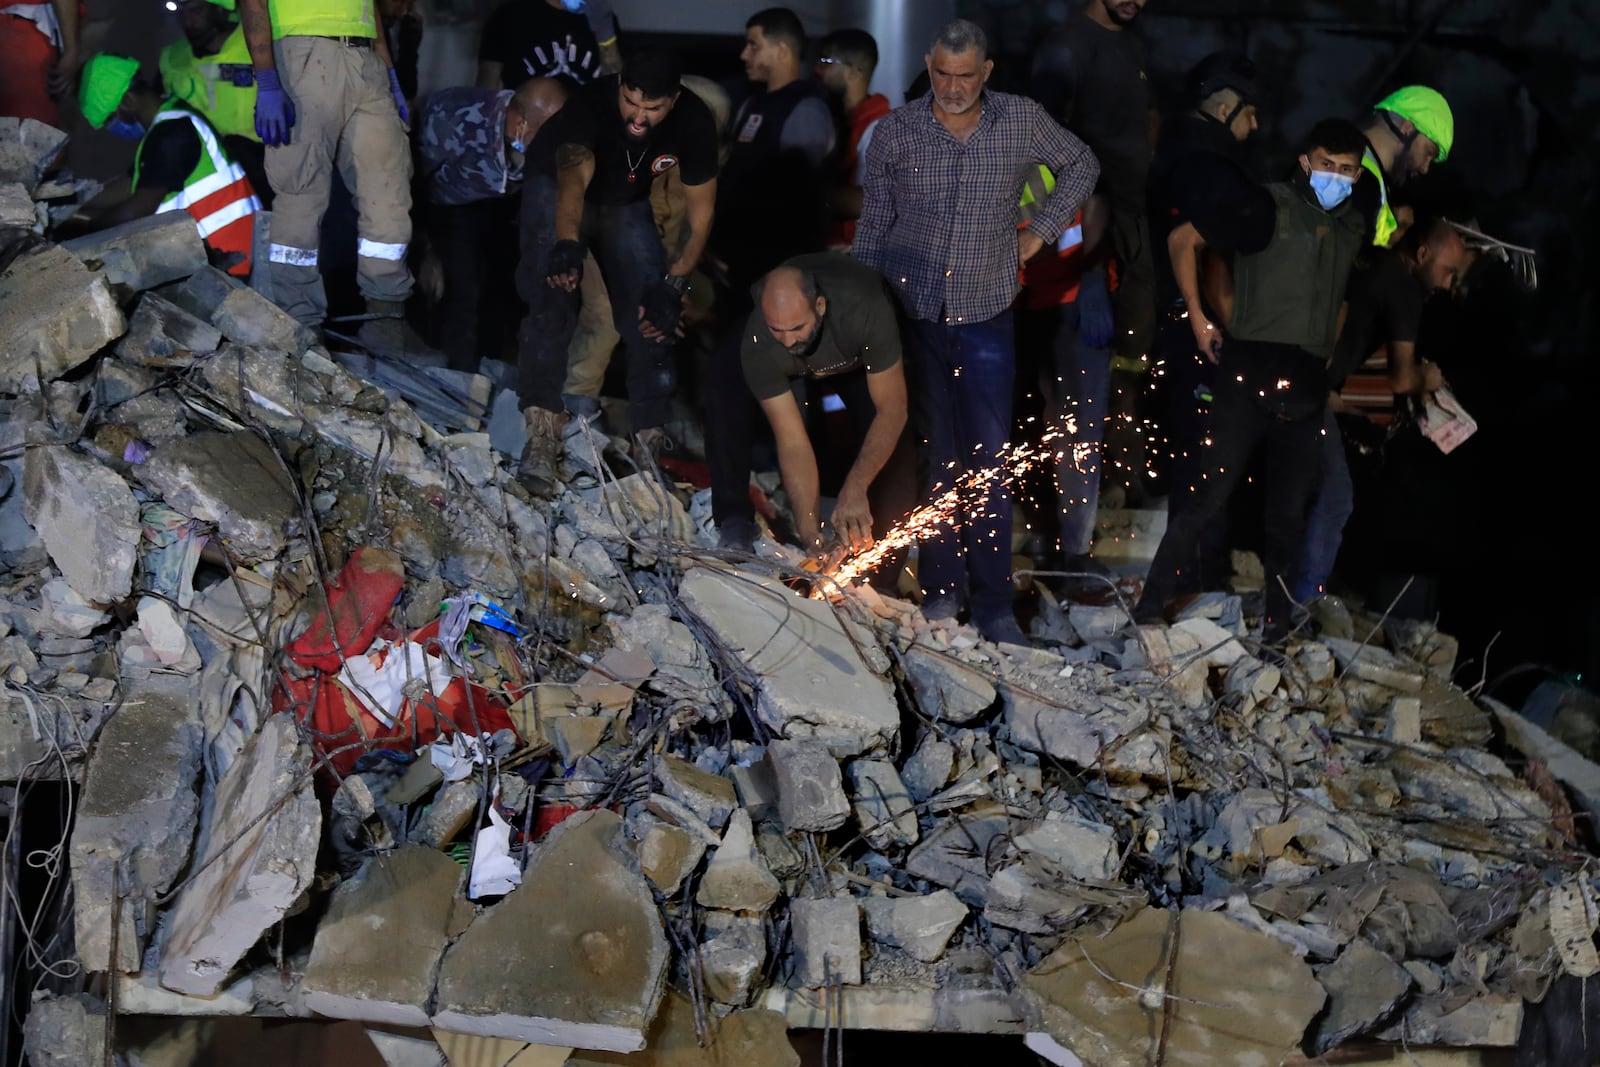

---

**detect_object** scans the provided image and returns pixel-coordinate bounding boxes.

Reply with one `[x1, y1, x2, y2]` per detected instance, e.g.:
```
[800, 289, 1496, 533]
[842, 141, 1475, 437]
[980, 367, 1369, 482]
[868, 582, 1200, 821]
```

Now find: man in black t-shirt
[513, 49, 719, 494]
[478, 0, 620, 90]
[737, 253, 908, 552]
[1291, 217, 1466, 603]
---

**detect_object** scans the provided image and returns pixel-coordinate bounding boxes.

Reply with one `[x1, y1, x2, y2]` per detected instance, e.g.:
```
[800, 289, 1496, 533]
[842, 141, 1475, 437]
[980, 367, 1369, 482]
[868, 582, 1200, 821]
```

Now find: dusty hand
[1189, 310, 1222, 363]
[1421, 360, 1444, 394]
[544, 239, 585, 291]
[829, 489, 874, 552]
[1017, 229, 1046, 268]
[47, 44, 82, 98]
[637, 280, 684, 342]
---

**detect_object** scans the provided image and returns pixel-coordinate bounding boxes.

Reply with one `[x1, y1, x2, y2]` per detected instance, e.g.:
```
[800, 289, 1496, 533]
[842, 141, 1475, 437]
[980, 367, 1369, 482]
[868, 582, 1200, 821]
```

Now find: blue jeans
[515, 175, 674, 429]
[1038, 301, 1111, 557]
[1292, 407, 1355, 601]
[907, 312, 1017, 626]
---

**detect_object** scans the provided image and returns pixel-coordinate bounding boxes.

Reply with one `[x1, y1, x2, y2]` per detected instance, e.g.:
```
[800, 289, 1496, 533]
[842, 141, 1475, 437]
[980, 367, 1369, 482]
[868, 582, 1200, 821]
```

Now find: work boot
[517, 406, 567, 497]
[357, 299, 447, 368]
[631, 426, 674, 471]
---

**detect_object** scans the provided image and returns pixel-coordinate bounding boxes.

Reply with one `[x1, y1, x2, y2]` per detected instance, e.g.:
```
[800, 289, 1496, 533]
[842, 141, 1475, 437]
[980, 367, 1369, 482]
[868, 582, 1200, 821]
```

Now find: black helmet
[1187, 51, 1259, 106]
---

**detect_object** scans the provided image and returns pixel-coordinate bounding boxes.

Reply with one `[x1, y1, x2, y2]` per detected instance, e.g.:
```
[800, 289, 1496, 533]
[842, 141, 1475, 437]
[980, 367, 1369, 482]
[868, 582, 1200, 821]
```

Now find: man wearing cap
[67, 53, 261, 277]
[1359, 86, 1454, 248]
[1145, 51, 1264, 592]
[237, 0, 424, 355]
[159, 0, 268, 201]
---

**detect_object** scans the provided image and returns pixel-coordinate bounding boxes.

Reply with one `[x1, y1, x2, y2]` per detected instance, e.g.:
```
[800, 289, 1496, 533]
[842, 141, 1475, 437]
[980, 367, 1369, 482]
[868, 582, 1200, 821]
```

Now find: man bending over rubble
[740, 253, 912, 555]
[515, 48, 719, 493]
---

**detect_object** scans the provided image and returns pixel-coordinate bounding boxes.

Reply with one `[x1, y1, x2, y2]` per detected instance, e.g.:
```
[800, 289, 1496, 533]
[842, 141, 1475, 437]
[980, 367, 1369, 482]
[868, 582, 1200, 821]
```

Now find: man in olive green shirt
[737, 253, 908, 552]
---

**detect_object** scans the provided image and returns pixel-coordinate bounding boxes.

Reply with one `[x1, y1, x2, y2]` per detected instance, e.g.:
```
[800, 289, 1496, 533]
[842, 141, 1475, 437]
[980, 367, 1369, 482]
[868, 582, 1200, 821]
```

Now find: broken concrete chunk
[115, 292, 223, 367]
[1384, 695, 1423, 744]
[789, 896, 862, 987]
[20, 994, 108, 1067]
[0, 181, 39, 230]
[678, 567, 897, 756]
[136, 431, 299, 563]
[769, 739, 850, 833]
[1002, 675, 1167, 778]
[1307, 938, 1414, 1055]
[1323, 636, 1424, 693]
[1374, 992, 1522, 1046]
[654, 754, 737, 830]
[0, 244, 125, 394]
[696, 809, 780, 912]
[904, 806, 1015, 906]
[160, 714, 321, 995]
[568, 992, 799, 1067]
[433, 809, 668, 1053]
[862, 891, 967, 963]
[413, 779, 482, 849]
[1014, 816, 1118, 882]
[1022, 908, 1325, 1067]
[638, 823, 704, 897]
[213, 281, 320, 353]
[0, 116, 69, 192]
[845, 759, 919, 849]
[62, 212, 207, 291]
[901, 732, 955, 802]
[700, 936, 764, 1005]
[70, 674, 204, 972]
[902, 647, 996, 724]
[23, 445, 139, 604]
[302, 847, 463, 1026]
[728, 757, 779, 823]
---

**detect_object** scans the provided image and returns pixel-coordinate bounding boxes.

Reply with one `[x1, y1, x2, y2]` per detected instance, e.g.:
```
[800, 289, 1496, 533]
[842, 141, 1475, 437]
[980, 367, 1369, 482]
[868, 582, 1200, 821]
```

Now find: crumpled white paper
[469, 803, 522, 899]
[336, 640, 450, 728]
[428, 733, 488, 783]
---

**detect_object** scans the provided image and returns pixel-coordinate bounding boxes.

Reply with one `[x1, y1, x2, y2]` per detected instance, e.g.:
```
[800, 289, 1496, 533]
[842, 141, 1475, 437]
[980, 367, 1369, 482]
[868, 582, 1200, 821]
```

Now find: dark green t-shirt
[741, 253, 902, 401]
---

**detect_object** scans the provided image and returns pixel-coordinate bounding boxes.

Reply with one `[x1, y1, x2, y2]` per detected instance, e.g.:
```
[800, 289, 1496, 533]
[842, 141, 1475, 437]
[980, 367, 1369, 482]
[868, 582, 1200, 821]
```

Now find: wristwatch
[661, 274, 689, 294]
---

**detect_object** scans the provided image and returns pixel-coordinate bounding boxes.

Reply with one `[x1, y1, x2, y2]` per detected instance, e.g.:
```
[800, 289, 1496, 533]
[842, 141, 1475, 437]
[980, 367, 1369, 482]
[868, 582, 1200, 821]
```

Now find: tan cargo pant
[264, 35, 413, 327]
[561, 167, 687, 404]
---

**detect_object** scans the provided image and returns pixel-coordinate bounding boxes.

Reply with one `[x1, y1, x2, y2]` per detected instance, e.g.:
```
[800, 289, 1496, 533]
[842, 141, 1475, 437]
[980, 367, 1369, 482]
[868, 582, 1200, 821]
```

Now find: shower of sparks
[823, 418, 1074, 590]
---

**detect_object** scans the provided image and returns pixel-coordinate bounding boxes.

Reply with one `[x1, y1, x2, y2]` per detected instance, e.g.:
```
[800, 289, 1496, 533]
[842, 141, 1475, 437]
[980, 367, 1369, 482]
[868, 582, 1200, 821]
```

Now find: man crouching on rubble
[514, 47, 720, 494]
[739, 253, 914, 559]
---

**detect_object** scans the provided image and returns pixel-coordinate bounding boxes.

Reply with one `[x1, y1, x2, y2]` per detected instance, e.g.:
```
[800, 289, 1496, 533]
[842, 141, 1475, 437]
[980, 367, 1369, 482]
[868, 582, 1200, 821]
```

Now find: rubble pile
[3, 129, 1598, 1067]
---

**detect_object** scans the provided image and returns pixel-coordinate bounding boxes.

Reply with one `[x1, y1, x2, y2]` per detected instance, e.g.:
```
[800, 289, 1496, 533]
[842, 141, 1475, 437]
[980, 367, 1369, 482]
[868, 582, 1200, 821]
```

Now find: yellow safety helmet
[1375, 85, 1454, 163]
[79, 53, 141, 129]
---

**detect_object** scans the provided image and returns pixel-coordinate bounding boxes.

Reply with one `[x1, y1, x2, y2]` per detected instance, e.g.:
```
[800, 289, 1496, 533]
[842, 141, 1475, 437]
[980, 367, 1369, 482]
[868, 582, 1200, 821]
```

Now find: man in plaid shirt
[854, 18, 1098, 644]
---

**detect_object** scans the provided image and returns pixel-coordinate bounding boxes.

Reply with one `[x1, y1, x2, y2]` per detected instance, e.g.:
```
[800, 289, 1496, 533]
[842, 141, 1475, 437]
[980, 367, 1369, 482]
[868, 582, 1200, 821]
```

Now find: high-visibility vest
[159, 26, 258, 142]
[1017, 163, 1091, 309]
[266, 0, 374, 40]
[133, 104, 262, 277]
[1362, 148, 1396, 248]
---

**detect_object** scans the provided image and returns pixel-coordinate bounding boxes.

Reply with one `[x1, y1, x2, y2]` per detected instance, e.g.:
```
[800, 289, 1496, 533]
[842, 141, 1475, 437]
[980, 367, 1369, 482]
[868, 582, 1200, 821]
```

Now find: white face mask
[1307, 169, 1355, 210]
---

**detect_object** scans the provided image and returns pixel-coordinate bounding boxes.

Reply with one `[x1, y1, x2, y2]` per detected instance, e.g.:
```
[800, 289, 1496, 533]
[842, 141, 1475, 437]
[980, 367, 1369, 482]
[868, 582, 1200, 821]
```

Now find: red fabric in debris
[285, 546, 406, 673]
[274, 549, 517, 779]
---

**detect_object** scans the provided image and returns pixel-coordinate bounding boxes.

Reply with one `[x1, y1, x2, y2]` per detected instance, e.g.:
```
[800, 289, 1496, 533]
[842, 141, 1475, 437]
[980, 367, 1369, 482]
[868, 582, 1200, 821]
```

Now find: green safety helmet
[79, 53, 141, 129]
[1375, 85, 1454, 163]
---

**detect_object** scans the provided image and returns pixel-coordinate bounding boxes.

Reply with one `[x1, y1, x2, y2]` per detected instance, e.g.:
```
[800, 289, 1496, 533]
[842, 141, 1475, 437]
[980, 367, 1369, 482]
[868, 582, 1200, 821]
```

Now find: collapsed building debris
[2, 133, 1597, 1067]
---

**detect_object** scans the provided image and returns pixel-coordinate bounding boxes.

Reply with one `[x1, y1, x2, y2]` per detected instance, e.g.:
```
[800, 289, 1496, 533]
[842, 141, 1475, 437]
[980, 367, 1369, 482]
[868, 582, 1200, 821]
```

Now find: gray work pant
[265, 35, 413, 326]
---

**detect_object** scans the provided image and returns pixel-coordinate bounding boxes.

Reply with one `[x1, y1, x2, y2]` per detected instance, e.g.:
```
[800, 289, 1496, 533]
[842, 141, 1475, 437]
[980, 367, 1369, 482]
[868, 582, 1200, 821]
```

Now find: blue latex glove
[387, 68, 409, 125]
[582, 0, 617, 44]
[1077, 269, 1115, 349]
[253, 68, 295, 147]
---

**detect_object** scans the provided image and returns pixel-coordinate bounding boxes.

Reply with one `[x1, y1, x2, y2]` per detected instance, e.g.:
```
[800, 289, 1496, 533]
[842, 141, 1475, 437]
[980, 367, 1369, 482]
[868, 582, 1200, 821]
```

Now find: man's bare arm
[1169, 222, 1222, 360]
[829, 361, 907, 550]
[554, 144, 595, 243]
[1386, 340, 1442, 396]
[760, 393, 823, 548]
[238, 0, 277, 70]
[670, 178, 716, 278]
[372, 7, 395, 68]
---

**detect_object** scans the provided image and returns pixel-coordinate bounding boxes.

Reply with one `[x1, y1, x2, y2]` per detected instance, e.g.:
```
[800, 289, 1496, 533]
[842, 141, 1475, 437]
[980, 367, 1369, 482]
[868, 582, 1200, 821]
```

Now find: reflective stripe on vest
[136, 107, 261, 275]
[159, 29, 258, 141]
[1362, 148, 1396, 247]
